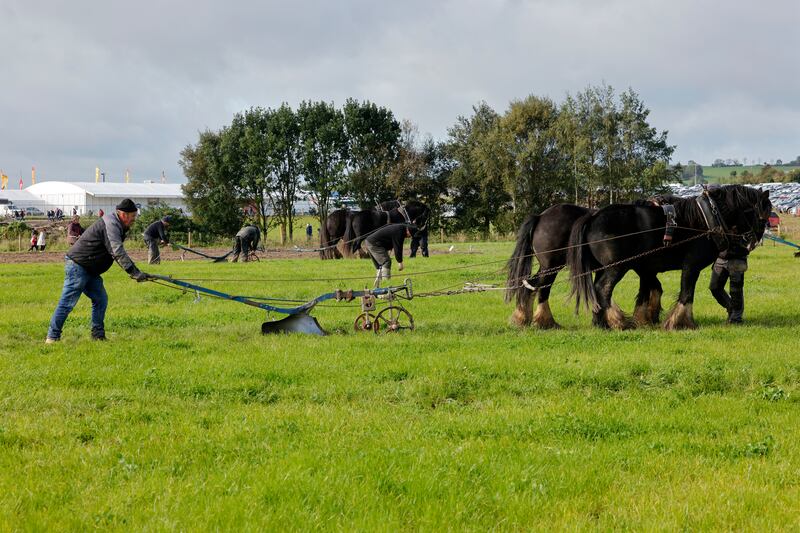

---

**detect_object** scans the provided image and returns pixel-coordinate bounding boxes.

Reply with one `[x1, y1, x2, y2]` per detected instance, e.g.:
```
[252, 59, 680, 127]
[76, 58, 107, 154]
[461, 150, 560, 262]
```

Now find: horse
[505, 204, 593, 329]
[319, 208, 350, 259]
[567, 185, 771, 330]
[342, 200, 430, 256]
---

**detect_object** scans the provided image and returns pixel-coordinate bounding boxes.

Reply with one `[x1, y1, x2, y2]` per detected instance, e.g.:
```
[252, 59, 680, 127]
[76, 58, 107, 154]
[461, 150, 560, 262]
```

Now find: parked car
[18, 207, 44, 217]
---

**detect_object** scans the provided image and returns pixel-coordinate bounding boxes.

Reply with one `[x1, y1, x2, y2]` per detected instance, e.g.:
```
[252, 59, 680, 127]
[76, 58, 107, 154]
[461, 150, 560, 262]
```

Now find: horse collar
[398, 206, 411, 224]
[696, 192, 729, 251]
[661, 204, 677, 246]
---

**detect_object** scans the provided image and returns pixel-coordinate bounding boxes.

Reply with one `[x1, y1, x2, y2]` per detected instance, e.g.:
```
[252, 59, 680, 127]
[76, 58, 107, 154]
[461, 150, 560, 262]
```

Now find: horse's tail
[341, 212, 357, 257]
[505, 214, 540, 308]
[319, 215, 334, 260]
[567, 212, 599, 313]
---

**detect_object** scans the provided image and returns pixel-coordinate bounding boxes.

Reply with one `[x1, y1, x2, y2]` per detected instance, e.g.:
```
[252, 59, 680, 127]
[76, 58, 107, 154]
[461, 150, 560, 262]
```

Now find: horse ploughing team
[45, 187, 772, 342]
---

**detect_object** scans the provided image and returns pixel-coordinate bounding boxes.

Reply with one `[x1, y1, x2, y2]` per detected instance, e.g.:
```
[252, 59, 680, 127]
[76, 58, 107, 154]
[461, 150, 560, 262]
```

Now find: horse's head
[711, 185, 772, 249]
[403, 201, 430, 229]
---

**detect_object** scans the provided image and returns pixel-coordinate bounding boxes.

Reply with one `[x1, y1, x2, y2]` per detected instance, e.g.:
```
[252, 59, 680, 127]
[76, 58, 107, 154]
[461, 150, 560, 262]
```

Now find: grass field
[2, 234, 800, 529]
[699, 165, 798, 183]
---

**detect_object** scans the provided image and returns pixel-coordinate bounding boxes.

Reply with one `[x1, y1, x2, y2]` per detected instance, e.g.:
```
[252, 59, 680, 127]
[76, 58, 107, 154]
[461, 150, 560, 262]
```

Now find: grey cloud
[1, 0, 798, 182]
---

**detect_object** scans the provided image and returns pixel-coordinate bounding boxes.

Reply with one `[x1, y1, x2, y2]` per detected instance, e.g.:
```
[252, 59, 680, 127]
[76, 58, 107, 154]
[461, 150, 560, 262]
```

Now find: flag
[95, 166, 100, 183]
[125, 168, 130, 183]
[19, 178, 24, 189]
[1, 172, 7, 190]
[31, 166, 36, 185]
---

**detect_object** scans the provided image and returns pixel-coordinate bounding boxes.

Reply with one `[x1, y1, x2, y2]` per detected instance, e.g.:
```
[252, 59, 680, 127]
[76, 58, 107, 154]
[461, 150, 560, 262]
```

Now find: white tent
[25, 181, 186, 215]
[0, 189, 43, 216]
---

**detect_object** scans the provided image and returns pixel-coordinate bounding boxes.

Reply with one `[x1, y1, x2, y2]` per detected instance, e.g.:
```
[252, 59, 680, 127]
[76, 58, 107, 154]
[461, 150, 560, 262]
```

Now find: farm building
[24, 181, 186, 215]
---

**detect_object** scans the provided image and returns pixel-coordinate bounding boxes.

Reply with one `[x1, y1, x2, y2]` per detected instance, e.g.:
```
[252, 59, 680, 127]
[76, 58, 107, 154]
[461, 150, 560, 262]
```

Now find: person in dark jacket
[409, 226, 429, 258]
[45, 199, 149, 343]
[365, 223, 414, 287]
[143, 215, 172, 264]
[66, 215, 84, 245]
[230, 225, 261, 262]
[709, 237, 751, 324]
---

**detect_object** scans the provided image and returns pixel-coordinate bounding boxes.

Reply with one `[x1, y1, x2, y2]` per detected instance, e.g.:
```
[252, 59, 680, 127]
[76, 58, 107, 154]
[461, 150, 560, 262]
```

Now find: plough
[763, 233, 800, 257]
[171, 243, 233, 262]
[149, 274, 414, 336]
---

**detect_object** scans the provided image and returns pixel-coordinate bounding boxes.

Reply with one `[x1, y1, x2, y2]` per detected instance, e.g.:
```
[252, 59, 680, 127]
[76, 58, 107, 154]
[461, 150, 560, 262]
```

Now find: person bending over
[365, 224, 415, 287]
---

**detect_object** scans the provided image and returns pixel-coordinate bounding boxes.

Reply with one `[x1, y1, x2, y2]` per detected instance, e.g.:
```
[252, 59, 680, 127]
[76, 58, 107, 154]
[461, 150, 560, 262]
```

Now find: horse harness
[648, 197, 678, 247]
[695, 189, 730, 251]
[377, 200, 412, 225]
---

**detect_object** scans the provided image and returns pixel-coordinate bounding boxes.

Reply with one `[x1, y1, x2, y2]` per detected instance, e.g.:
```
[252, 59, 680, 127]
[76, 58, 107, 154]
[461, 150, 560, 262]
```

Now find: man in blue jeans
[46, 199, 150, 343]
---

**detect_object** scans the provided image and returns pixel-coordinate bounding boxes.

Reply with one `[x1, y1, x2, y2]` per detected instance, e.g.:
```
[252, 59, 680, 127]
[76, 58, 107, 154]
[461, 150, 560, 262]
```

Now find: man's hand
[131, 270, 151, 282]
[398, 262, 404, 271]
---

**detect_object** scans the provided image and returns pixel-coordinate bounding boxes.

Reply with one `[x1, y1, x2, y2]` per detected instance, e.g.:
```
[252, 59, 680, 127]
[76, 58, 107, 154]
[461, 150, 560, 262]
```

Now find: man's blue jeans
[47, 258, 108, 340]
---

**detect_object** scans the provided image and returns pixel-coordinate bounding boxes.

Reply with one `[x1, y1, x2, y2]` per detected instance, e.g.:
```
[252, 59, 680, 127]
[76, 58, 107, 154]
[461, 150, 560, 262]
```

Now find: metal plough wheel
[373, 305, 414, 333]
[353, 312, 377, 332]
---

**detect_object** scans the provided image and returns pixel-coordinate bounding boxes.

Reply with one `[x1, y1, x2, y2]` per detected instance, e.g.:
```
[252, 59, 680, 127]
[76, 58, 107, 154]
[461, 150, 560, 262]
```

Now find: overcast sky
[1, 0, 798, 185]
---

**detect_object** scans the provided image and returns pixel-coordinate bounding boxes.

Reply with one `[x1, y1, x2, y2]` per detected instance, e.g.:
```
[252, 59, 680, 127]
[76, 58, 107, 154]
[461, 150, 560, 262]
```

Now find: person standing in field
[143, 215, 172, 264]
[66, 216, 84, 245]
[709, 236, 751, 324]
[365, 223, 414, 287]
[36, 229, 47, 252]
[230, 225, 261, 262]
[27, 230, 38, 252]
[45, 199, 150, 344]
[409, 225, 429, 258]
[306, 223, 313, 241]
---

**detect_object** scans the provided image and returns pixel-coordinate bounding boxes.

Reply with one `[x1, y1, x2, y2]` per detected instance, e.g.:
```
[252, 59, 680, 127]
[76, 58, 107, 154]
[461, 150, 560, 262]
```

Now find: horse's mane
[668, 196, 706, 227]
[666, 185, 767, 229]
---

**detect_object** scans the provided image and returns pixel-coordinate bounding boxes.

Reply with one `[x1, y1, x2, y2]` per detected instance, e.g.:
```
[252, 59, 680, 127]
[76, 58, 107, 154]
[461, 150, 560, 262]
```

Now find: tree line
[180, 84, 675, 241]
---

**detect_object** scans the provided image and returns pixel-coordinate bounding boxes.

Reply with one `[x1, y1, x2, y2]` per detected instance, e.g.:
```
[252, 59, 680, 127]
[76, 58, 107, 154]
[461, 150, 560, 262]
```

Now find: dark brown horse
[505, 204, 592, 328]
[319, 209, 350, 259]
[343, 201, 430, 256]
[567, 185, 771, 330]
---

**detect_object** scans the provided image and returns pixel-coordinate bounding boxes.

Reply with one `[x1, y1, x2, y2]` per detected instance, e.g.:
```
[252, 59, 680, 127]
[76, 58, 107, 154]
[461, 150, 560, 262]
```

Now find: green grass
[2, 240, 800, 530]
[700, 165, 798, 183]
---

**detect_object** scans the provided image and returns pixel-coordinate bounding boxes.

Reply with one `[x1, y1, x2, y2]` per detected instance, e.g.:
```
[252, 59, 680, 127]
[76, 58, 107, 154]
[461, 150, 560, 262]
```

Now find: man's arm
[393, 230, 404, 264]
[104, 217, 139, 275]
[158, 222, 169, 244]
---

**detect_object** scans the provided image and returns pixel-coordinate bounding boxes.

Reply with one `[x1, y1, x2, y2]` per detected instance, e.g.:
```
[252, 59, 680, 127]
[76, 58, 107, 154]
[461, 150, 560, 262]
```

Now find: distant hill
[700, 165, 798, 183]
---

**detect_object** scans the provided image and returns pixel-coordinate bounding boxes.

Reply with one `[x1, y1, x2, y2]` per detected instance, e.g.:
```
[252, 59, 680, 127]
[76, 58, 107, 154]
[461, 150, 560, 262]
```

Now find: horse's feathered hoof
[663, 303, 697, 330]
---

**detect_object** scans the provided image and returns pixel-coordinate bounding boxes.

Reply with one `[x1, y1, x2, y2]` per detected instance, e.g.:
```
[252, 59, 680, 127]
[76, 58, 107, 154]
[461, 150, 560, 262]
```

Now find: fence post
[18, 234, 22, 251]
[188, 231, 192, 248]
[440, 228, 444, 243]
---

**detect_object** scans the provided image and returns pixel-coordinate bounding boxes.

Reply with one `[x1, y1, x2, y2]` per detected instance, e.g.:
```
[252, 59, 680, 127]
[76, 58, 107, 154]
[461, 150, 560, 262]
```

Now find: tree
[180, 130, 242, 236]
[387, 120, 451, 227]
[297, 100, 348, 230]
[343, 99, 401, 206]
[445, 102, 511, 235]
[223, 107, 273, 236]
[615, 88, 675, 199]
[264, 103, 302, 243]
[496, 95, 567, 223]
